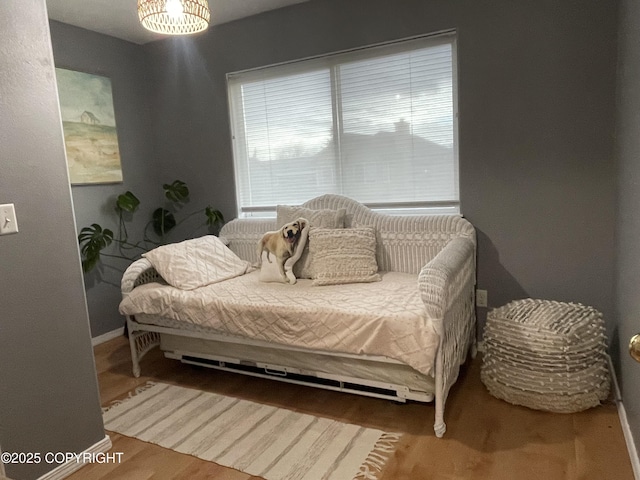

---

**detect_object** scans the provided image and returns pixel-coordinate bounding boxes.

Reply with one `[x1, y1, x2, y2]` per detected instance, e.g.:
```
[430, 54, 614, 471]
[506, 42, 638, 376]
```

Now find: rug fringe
[101, 381, 157, 414]
[354, 432, 402, 480]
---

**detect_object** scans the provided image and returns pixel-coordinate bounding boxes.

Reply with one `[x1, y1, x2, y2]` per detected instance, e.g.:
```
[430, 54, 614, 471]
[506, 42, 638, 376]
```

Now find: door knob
[630, 334, 640, 363]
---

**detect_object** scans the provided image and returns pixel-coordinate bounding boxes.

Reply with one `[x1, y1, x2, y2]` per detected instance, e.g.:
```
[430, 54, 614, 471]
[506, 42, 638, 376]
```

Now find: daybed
[119, 194, 477, 437]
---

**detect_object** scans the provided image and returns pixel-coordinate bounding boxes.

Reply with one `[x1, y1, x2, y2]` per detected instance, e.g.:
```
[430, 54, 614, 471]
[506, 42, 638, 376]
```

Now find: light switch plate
[0, 204, 18, 235]
[476, 289, 488, 308]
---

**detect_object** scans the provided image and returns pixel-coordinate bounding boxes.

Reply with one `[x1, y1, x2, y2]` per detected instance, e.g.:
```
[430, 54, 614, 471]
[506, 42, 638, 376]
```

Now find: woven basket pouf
[481, 299, 610, 413]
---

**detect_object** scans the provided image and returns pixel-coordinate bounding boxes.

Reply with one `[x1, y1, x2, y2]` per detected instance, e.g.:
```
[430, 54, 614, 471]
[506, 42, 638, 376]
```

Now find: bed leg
[433, 343, 447, 438]
[434, 387, 447, 437]
[128, 326, 142, 378]
[127, 318, 160, 378]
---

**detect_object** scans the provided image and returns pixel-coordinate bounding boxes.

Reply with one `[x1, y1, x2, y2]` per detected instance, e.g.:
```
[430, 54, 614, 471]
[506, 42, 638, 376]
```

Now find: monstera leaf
[116, 191, 140, 213]
[205, 206, 224, 228]
[78, 223, 114, 272]
[163, 180, 189, 203]
[152, 208, 176, 237]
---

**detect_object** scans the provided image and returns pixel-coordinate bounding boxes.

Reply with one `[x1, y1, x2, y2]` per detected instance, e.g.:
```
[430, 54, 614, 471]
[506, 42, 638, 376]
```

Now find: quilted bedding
[119, 270, 440, 377]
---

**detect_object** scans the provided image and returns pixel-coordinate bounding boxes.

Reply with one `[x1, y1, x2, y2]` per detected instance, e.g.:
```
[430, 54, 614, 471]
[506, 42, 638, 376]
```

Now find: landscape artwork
[55, 68, 123, 184]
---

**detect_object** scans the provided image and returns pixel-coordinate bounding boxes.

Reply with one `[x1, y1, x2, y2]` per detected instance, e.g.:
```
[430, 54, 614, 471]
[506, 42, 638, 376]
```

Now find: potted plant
[78, 180, 224, 273]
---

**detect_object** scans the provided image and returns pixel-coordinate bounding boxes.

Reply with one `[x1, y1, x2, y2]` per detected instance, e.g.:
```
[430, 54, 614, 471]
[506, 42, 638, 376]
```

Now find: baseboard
[36, 435, 112, 480]
[618, 401, 640, 480]
[91, 327, 124, 346]
[609, 357, 640, 479]
[0, 447, 5, 477]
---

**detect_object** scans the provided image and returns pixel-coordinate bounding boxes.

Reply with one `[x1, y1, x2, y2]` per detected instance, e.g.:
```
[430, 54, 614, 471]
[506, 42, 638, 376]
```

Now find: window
[227, 32, 458, 216]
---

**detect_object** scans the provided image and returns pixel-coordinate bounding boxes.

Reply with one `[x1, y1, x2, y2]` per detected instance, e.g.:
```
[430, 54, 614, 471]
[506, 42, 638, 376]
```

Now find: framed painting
[55, 68, 123, 185]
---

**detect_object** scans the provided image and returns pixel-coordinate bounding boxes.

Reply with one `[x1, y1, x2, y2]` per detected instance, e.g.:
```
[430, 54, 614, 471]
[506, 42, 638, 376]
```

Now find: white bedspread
[119, 271, 439, 376]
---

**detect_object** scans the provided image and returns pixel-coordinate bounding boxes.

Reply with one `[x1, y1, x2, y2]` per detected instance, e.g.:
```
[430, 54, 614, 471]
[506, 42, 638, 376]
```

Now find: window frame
[227, 30, 459, 217]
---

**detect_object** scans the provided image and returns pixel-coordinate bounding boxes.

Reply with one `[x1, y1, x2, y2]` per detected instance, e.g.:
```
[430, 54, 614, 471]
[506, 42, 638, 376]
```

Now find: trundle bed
[119, 194, 477, 437]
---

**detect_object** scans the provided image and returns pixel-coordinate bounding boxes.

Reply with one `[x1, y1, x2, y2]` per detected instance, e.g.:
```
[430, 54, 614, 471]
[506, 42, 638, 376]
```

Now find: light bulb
[166, 0, 183, 18]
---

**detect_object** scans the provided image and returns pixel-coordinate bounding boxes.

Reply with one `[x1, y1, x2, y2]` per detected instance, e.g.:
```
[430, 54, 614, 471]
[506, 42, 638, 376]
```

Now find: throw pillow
[276, 205, 346, 230]
[276, 205, 347, 278]
[308, 227, 381, 286]
[259, 221, 309, 284]
[142, 235, 252, 290]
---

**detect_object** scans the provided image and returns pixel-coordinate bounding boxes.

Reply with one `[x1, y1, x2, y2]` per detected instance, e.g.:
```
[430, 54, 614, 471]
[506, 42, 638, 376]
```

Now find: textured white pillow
[142, 236, 252, 290]
[308, 227, 381, 286]
[259, 222, 309, 284]
[276, 205, 346, 278]
[276, 206, 346, 229]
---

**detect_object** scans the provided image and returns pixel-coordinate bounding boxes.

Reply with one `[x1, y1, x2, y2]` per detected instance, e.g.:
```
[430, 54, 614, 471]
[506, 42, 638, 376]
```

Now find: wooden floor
[70, 335, 635, 480]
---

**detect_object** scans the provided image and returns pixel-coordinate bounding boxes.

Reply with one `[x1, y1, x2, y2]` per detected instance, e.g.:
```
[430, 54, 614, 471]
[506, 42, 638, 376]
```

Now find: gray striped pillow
[276, 205, 346, 278]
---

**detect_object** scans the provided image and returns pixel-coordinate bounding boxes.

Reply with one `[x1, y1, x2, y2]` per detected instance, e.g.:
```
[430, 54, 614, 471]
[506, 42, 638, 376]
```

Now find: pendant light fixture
[138, 0, 211, 35]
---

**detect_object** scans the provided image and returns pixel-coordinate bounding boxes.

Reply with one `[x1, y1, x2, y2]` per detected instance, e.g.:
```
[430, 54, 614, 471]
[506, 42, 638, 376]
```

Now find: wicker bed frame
[121, 195, 477, 438]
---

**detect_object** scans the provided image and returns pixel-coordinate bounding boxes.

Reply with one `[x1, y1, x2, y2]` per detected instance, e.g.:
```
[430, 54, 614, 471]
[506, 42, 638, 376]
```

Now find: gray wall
[145, 0, 618, 334]
[0, 1, 105, 479]
[49, 21, 161, 337]
[615, 0, 640, 460]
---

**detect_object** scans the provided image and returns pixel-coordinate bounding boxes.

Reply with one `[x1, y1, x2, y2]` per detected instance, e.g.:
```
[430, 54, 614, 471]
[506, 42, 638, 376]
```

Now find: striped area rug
[103, 382, 400, 480]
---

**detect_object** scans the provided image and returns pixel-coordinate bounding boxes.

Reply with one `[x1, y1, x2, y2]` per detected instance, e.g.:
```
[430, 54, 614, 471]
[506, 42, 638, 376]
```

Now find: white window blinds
[227, 32, 458, 215]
